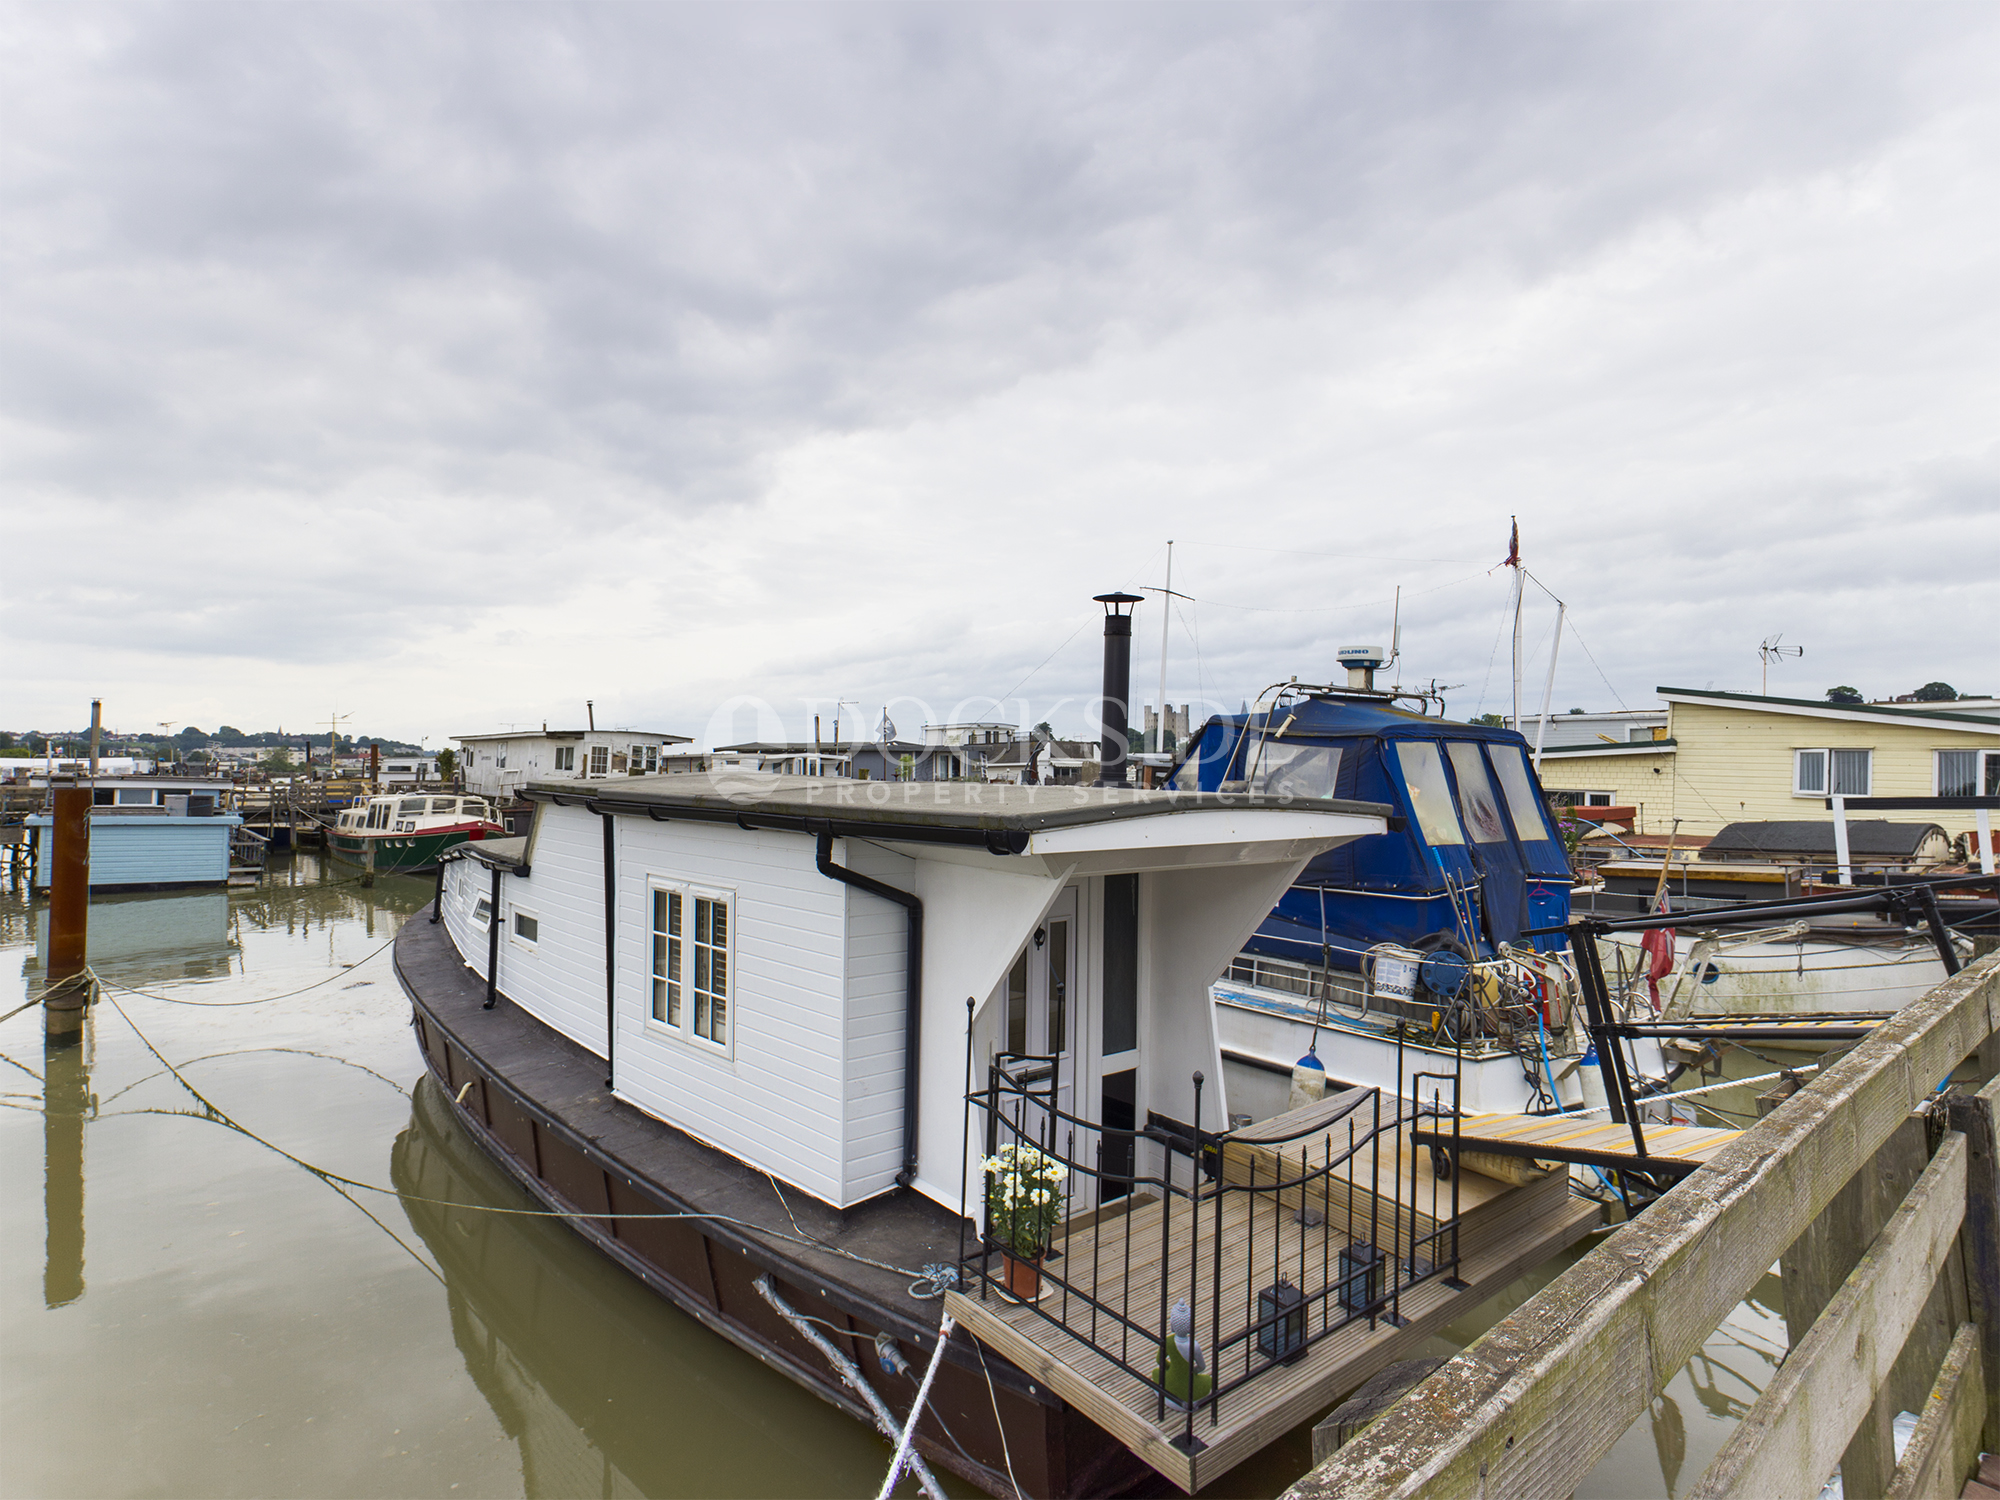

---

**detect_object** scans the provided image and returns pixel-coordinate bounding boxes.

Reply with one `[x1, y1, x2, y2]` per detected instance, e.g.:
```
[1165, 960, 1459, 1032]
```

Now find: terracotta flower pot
[1000, 1250, 1043, 1302]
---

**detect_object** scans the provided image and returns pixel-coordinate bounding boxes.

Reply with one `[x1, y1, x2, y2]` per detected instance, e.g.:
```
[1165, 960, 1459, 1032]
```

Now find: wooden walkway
[948, 1164, 1600, 1492]
[1411, 1112, 1741, 1177]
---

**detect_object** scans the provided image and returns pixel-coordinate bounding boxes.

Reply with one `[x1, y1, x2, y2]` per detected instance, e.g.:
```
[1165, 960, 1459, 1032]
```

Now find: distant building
[1502, 708, 1669, 751]
[454, 729, 695, 800]
[1533, 686, 2000, 841]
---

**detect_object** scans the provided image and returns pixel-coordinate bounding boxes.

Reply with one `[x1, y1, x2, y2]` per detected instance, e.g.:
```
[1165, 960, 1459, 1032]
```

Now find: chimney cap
[1094, 592, 1145, 615]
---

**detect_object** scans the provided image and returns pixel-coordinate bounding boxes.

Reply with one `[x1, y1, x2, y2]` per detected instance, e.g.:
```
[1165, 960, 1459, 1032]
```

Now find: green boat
[328, 792, 506, 874]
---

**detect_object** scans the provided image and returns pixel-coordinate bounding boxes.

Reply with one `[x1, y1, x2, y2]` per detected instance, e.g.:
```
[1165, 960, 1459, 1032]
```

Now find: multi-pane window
[1795, 748, 1871, 797]
[589, 746, 610, 777]
[650, 886, 731, 1049]
[693, 897, 728, 1045]
[1937, 749, 2000, 798]
[651, 890, 682, 1026]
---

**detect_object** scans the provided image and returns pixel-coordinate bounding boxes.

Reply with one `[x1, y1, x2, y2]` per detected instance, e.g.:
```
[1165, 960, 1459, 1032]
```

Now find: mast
[1155, 541, 1172, 754]
[1508, 518, 1523, 733]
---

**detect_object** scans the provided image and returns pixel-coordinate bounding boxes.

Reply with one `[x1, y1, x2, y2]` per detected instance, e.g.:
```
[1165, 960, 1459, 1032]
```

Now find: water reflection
[393, 1073, 905, 1500]
[27, 890, 235, 985]
[42, 1013, 89, 1308]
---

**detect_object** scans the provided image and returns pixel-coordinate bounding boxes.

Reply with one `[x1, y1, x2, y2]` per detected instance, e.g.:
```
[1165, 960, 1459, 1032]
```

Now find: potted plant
[982, 1143, 1068, 1301]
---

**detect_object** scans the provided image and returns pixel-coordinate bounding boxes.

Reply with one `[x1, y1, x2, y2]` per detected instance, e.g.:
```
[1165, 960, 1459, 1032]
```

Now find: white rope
[752, 1276, 947, 1500]
[878, 1309, 957, 1500]
[1562, 1064, 1822, 1118]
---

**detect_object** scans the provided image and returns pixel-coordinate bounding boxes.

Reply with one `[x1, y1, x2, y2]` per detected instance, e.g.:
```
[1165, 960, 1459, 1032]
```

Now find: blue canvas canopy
[1168, 695, 1574, 973]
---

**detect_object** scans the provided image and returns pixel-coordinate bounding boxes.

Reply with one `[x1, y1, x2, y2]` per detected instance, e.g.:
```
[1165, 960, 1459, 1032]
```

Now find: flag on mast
[1504, 517, 1520, 569]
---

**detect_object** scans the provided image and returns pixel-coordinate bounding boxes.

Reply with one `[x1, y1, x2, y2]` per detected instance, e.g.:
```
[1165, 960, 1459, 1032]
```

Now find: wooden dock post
[1941, 1085, 2000, 1452]
[45, 787, 90, 1044]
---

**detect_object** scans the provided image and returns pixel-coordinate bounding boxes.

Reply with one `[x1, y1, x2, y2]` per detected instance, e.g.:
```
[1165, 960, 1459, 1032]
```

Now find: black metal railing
[959, 1054, 1463, 1453]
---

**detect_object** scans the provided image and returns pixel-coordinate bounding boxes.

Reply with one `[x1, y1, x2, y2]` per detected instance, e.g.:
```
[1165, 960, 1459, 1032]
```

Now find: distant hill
[1, 725, 425, 755]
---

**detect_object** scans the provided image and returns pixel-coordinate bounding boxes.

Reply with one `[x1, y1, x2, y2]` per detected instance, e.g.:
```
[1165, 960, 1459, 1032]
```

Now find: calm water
[1, 856, 1790, 1499]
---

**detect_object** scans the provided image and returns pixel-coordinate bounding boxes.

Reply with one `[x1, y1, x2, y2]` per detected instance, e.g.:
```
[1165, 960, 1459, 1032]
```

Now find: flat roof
[524, 770, 1392, 838]
[454, 729, 694, 744]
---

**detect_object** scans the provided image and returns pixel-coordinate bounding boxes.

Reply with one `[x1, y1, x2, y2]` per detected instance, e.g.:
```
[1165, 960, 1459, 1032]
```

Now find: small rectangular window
[693, 897, 729, 1045]
[589, 746, 609, 777]
[554, 746, 575, 771]
[1831, 748, 1871, 796]
[512, 911, 538, 943]
[1937, 749, 1978, 798]
[473, 897, 492, 929]
[1795, 749, 1827, 795]
[651, 889, 682, 1026]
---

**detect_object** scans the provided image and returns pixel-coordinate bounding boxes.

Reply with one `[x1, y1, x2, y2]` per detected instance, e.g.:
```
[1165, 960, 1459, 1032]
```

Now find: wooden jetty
[1286, 948, 2000, 1500]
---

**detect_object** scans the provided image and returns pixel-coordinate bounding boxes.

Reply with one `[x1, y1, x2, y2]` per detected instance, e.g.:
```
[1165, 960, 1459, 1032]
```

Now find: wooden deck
[1411, 1111, 1742, 1177]
[948, 1162, 1601, 1493]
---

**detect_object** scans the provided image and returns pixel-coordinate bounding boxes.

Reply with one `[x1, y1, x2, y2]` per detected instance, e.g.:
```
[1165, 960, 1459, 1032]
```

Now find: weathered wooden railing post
[1941, 1083, 2000, 1452]
[1280, 950, 2000, 1500]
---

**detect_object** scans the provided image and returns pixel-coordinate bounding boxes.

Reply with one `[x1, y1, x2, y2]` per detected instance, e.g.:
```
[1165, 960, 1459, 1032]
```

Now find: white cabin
[454, 729, 696, 800]
[437, 774, 1388, 1214]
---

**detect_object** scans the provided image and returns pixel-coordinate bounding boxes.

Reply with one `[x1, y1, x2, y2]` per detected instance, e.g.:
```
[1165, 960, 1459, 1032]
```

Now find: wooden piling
[45, 787, 90, 1042]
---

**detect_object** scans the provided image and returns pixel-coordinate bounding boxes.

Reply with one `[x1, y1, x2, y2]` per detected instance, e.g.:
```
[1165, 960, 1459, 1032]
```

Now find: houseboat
[329, 791, 504, 874]
[396, 771, 1602, 1495]
[27, 777, 243, 892]
[1587, 820, 1979, 1018]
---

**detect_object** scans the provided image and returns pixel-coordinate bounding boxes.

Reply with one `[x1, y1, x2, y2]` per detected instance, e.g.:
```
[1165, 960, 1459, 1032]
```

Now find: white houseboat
[398, 771, 1603, 1495]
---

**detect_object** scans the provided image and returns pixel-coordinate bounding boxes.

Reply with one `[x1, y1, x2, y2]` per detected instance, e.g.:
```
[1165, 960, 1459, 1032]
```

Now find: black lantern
[1255, 1280, 1307, 1364]
[1338, 1241, 1384, 1317]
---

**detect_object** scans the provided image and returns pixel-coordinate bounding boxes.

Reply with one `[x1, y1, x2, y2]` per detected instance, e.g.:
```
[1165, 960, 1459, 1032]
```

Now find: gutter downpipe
[484, 862, 502, 1010]
[598, 806, 616, 1089]
[815, 830, 923, 1187]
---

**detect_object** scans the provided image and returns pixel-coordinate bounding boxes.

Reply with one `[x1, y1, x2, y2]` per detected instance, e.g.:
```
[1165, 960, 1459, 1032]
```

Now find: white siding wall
[439, 807, 609, 1057]
[610, 820, 852, 1205]
[840, 841, 913, 1202]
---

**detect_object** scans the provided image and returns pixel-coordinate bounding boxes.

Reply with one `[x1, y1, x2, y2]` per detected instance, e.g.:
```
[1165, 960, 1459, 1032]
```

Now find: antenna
[1758, 636, 1803, 695]
[322, 707, 353, 774]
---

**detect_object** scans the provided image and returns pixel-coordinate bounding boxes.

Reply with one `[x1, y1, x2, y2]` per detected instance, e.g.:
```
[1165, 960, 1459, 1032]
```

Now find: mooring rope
[877, 1307, 957, 1500]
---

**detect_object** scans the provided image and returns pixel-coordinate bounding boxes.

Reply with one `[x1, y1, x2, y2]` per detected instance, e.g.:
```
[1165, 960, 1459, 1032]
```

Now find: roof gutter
[813, 831, 924, 1189]
[531, 787, 1029, 855]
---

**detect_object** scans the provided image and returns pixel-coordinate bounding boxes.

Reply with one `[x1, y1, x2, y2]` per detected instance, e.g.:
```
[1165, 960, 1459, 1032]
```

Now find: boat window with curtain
[1444, 742, 1508, 843]
[1487, 744, 1561, 845]
[1393, 742, 1465, 847]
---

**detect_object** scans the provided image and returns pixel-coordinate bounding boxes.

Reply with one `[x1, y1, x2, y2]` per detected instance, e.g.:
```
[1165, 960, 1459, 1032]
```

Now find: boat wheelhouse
[1168, 691, 1605, 1114]
[398, 772, 1602, 1494]
[330, 792, 503, 874]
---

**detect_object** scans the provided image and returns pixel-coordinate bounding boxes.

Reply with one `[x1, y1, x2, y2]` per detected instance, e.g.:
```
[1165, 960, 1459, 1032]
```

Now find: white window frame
[472, 893, 492, 931]
[509, 904, 540, 948]
[589, 746, 610, 777]
[553, 746, 575, 771]
[645, 878, 735, 1056]
[1795, 747, 1872, 797]
[1936, 748, 2000, 798]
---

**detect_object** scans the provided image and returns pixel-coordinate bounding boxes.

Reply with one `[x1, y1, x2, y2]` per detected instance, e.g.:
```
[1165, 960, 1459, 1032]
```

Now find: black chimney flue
[1094, 593, 1144, 788]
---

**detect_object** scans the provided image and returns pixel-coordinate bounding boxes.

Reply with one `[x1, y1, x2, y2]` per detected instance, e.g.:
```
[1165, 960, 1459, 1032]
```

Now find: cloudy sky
[5, 2, 1996, 747]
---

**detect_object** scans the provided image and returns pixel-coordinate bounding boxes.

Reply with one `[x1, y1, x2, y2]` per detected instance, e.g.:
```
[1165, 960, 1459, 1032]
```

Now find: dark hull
[393, 916, 1161, 1499]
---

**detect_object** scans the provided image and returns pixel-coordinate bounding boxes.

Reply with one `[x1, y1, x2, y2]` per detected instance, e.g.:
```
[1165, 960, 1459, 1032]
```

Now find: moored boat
[329, 791, 503, 873]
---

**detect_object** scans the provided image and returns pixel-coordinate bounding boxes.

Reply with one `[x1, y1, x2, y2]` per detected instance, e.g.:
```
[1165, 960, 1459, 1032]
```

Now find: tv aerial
[1758, 635, 1803, 694]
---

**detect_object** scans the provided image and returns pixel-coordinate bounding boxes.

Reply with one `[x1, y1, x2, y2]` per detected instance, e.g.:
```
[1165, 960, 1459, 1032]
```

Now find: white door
[997, 888, 1089, 1183]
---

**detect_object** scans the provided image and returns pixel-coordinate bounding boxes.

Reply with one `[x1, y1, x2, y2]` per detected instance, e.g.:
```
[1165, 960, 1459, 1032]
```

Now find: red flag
[1503, 518, 1519, 569]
